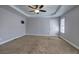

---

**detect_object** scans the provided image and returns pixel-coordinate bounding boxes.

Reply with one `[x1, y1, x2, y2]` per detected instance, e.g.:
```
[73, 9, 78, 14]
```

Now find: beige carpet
[0, 35, 79, 54]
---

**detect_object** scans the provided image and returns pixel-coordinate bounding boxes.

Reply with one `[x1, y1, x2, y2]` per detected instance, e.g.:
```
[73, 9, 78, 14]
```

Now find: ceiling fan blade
[39, 5, 44, 9]
[28, 6, 36, 9]
[34, 5, 38, 9]
[40, 10, 46, 12]
[29, 10, 34, 12]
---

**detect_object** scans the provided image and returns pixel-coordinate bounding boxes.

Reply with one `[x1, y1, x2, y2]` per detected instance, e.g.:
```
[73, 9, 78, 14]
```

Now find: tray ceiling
[10, 5, 76, 17]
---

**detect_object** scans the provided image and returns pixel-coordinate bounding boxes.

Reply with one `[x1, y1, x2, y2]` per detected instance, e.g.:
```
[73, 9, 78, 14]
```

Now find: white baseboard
[0, 34, 26, 45]
[59, 36, 79, 49]
[26, 34, 58, 36]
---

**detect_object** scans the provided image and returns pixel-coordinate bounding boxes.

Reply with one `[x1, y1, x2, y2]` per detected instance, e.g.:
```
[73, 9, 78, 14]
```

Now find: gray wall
[0, 6, 27, 43]
[26, 17, 59, 36]
[60, 6, 79, 48]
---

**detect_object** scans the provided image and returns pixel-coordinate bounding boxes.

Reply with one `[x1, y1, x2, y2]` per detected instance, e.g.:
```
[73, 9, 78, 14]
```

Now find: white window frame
[60, 17, 65, 33]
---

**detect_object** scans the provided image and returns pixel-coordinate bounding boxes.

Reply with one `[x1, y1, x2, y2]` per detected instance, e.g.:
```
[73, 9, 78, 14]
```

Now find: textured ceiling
[10, 5, 76, 17]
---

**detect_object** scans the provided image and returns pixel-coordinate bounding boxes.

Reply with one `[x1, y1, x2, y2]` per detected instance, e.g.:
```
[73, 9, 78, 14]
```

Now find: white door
[49, 19, 59, 36]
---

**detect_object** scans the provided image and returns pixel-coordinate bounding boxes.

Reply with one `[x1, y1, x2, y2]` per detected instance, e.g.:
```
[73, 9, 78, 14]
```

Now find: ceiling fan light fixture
[34, 9, 39, 14]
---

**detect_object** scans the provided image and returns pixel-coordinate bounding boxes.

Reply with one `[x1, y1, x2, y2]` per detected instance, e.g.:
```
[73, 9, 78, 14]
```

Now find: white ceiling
[10, 5, 76, 18]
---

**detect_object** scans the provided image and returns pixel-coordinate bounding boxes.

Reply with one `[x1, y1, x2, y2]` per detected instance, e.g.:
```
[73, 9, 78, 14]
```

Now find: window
[60, 17, 65, 33]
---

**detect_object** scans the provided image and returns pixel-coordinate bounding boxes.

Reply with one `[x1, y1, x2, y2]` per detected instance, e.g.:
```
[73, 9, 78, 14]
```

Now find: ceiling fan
[28, 5, 46, 14]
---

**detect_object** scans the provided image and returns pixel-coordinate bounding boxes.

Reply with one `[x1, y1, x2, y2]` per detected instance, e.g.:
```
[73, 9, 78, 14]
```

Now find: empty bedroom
[0, 5, 79, 54]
